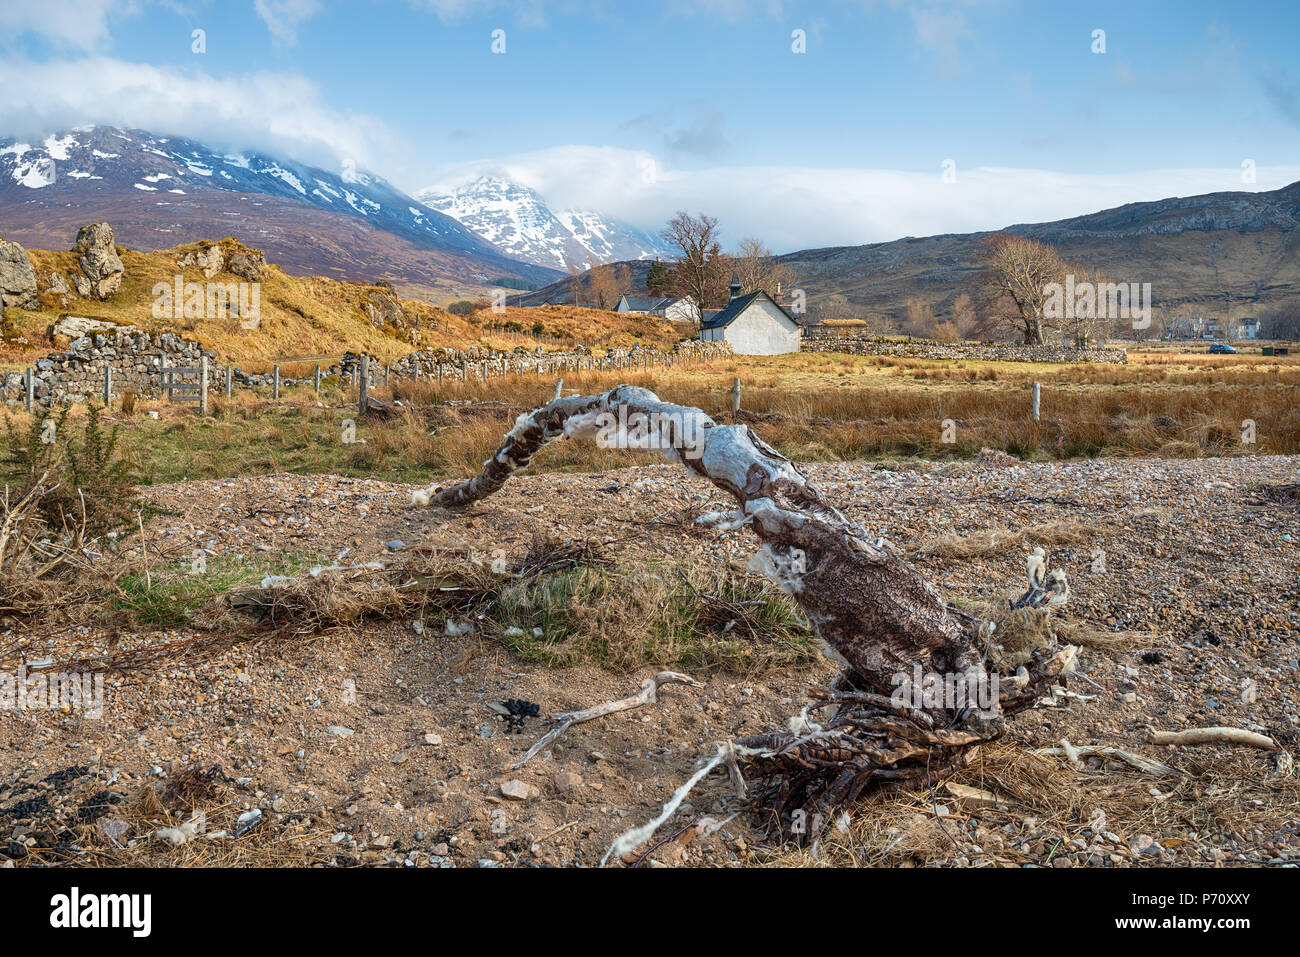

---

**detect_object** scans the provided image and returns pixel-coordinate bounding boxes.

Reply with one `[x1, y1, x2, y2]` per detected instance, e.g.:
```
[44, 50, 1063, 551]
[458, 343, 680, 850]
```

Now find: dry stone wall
[801, 332, 1127, 364]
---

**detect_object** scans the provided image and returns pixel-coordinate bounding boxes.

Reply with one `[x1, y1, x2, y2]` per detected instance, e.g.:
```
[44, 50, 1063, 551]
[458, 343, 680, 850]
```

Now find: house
[699, 275, 802, 355]
[1239, 317, 1260, 339]
[615, 294, 699, 323]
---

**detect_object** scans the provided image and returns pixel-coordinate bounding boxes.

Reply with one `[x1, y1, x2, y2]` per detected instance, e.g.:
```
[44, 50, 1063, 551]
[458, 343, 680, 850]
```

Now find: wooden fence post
[25, 369, 33, 412]
[272, 364, 280, 400]
[200, 355, 210, 416]
[731, 377, 741, 418]
[103, 366, 112, 409]
[1032, 382, 1041, 422]
[225, 364, 233, 398]
[314, 364, 321, 394]
[359, 355, 370, 415]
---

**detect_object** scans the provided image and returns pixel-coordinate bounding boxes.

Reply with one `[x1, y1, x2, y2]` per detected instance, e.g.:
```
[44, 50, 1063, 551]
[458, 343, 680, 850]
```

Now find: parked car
[1209, 342, 1237, 354]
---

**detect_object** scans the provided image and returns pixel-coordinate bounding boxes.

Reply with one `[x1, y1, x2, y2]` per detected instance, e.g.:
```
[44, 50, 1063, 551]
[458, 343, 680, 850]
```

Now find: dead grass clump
[913, 519, 1104, 559]
[1255, 482, 1300, 506]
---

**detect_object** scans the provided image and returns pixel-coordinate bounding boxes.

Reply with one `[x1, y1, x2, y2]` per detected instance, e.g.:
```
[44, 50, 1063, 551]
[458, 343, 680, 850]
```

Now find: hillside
[0, 127, 564, 302]
[513, 182, 1300, 326]
[0, 231, 685, 367]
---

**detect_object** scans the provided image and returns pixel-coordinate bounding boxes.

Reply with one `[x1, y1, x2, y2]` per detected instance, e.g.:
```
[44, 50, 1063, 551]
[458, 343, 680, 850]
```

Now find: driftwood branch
[415, 385, 1077, 847]
[510, 671, 703, 768]
[1150, 727, 1278, 751]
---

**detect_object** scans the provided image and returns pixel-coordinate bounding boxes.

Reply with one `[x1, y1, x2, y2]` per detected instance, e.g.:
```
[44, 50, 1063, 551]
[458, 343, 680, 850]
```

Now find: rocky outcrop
[72, 222, 125, 300]
[228, 248, 266, 282]
[361, 281, 416, 343]
[0, 240, 40, 311]
[178, 243, 225, 278]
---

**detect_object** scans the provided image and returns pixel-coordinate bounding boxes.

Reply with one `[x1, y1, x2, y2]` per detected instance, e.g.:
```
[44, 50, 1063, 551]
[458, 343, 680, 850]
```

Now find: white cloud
[0, 56, 402, 173]
[0, 0, 134, 51]
[421, 145, 1300, 252]
[254, 0, 322, 46]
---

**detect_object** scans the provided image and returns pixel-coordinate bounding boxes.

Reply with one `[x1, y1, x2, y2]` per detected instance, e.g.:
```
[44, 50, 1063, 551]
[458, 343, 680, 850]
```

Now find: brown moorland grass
[3, 348, 1296, 486]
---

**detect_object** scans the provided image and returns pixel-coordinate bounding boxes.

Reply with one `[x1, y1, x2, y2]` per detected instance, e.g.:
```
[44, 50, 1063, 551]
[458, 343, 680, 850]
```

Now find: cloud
[254, 0, 322, 46]
[420, 145, 1300, 253]
[0, 56, 402, 172]
[0, 0, 136, 51]
[620, 105, 731, 160]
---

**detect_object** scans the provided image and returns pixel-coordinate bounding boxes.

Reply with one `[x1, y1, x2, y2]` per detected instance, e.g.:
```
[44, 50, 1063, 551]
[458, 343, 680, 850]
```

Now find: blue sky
[2, 0, 1298, 250]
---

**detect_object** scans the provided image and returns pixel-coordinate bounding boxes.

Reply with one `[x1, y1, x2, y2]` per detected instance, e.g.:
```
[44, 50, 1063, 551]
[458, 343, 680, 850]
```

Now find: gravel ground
[2, 453, 1297, 867]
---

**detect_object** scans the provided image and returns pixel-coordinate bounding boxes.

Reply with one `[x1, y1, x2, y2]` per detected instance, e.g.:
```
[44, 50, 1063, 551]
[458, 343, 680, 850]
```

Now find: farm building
[615, 294, 699, 323]
[699, 276, 802, 355]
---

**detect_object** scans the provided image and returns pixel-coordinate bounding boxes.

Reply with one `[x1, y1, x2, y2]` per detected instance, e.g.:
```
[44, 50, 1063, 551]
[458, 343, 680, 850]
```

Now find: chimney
[729, 270, 742, 302]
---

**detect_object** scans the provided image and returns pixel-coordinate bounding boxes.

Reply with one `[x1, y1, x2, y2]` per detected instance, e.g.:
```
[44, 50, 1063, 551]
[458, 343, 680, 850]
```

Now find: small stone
[500, 779, 540, 801]
[423, 732, 443, 746]
[552, 771, 584, 793]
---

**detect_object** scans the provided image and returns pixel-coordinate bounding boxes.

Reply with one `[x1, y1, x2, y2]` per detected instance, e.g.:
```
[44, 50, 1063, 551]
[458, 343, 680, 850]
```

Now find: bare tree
[734, 237, 797, 300]
[978, 234, 1069, 345]
[662, 211, 729, 326]
[951, 292, 977, 340]
[902, 297, 938, 338]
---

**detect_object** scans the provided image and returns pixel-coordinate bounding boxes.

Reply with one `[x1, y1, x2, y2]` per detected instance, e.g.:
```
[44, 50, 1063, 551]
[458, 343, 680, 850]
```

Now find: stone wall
[2, 322, 216, 407]
[332, 339, 733, 383]
[801, 332, 1127, 364]
[2, 328, 732, 407]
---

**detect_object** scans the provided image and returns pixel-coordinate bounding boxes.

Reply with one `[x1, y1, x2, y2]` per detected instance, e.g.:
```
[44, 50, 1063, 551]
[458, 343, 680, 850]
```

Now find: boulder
[178, 244, 225, 278]
[0, 240, 39, 310]
[72, 223, 125, 300]
[228, 248, 266, 282]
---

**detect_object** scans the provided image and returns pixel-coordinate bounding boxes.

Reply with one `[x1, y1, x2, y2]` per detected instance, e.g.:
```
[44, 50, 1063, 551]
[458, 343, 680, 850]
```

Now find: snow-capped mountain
[417, 175, 672, 271]
[0, 127, 562, 288]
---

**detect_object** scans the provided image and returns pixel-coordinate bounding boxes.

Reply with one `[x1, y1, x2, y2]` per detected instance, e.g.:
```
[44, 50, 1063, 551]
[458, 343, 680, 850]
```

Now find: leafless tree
[978, 234, 1069, 345]
[662, 211, 729, 325]
[734, 237, 798, 300]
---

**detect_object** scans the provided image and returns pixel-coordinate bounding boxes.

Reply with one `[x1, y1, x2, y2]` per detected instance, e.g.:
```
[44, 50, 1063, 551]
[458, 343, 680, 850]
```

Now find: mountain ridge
[0, 126, 564, 298]
[417, 175, 672, 271]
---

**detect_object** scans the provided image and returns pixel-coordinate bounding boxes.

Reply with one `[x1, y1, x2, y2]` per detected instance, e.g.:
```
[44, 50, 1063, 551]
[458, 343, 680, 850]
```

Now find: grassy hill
[1, 235, 685, 370]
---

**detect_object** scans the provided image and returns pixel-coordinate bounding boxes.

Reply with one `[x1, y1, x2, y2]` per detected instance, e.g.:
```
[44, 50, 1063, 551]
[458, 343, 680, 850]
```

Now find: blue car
[1209, 343, 1237, 354]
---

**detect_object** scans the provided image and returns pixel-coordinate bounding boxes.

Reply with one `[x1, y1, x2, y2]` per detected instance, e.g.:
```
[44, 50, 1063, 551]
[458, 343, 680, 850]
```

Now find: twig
[510, 671, 703, 768]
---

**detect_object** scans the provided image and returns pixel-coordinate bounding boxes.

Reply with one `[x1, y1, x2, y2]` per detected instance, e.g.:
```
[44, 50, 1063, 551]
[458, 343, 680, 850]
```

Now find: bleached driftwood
[510, 671, 703, 769]
[1035, 738, 1175, 777]
[416, 385, 1076, 846]
[1150, 727, 1278, 751]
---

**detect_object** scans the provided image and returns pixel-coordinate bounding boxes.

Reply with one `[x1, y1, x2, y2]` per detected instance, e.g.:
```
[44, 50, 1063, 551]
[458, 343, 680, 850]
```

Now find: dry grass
[760, 738, 1299, 867]
[912, 520, 1106, 559]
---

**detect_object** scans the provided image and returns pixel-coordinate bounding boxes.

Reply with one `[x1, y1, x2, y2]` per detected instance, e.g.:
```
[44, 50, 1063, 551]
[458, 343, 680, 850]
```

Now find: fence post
[200, 355, 210, 416]
[314, 364, 321, 394]
[103, 366, 112, 409]
[1032, 382, 1041, 422]
[553, 378, 563, 401]
[25, 369, 33, 412]
[359, 355, 370, 415]
[273, 364, 280, 400]
[731, 377, 741, 418]
[225, 364, 233, 398]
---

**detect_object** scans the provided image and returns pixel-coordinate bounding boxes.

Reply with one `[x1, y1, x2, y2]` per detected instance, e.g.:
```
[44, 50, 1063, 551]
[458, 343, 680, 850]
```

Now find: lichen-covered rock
[178, 244, 225, 278]
[228, 248, 266, 282]
[0, 240, 40, 311]
[73, 222, 125, 300]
